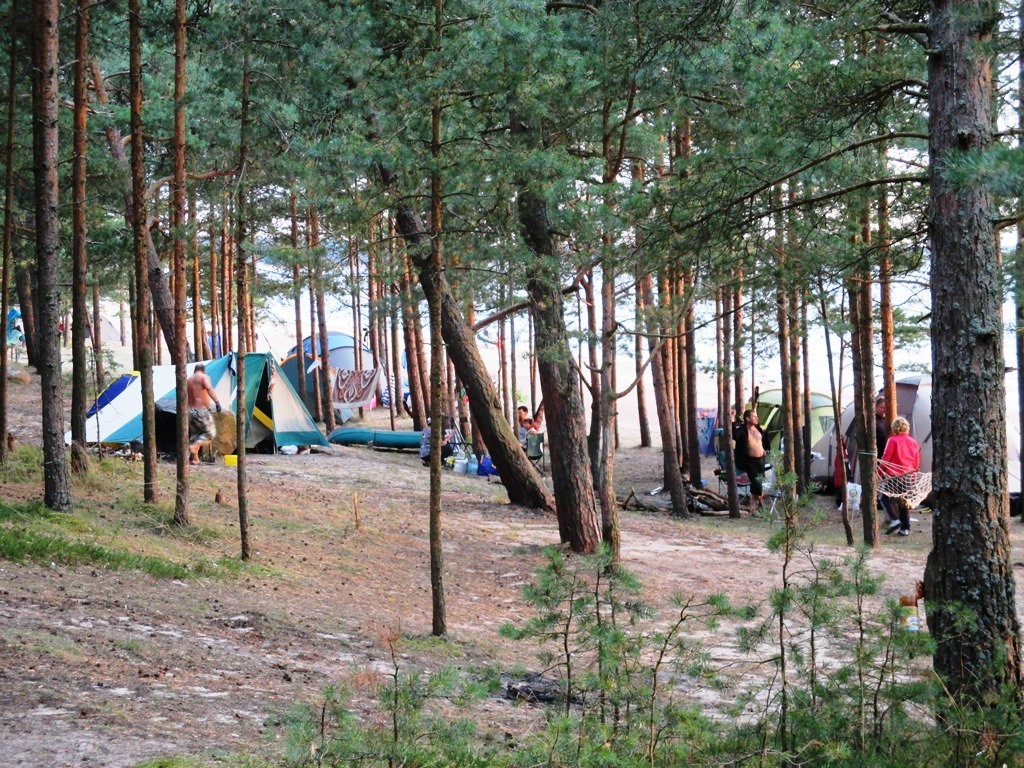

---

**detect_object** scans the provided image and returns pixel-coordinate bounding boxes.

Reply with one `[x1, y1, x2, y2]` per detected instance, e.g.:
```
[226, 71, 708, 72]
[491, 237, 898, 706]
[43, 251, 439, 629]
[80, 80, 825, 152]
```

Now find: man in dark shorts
[186, 364, 222, 465]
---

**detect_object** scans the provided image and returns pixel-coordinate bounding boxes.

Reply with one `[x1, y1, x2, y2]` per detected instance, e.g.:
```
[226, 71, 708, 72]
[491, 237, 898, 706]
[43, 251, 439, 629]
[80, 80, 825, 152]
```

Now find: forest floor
[2, 361, 1023, 767]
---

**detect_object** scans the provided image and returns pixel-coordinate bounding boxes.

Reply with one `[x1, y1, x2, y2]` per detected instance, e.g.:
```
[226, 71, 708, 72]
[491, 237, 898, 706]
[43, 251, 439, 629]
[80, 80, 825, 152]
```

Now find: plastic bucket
[453, 458, 468, 474]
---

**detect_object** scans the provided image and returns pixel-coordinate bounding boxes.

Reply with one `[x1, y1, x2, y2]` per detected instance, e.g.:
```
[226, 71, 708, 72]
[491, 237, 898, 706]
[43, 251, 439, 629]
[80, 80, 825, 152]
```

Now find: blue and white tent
[67, 353, 327, 449]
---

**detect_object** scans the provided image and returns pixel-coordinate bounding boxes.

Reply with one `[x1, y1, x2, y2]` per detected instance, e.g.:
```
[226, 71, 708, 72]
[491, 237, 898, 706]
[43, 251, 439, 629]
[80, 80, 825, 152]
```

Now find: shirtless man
[186, 364, 222, 465]
[734, 409, 767, 508]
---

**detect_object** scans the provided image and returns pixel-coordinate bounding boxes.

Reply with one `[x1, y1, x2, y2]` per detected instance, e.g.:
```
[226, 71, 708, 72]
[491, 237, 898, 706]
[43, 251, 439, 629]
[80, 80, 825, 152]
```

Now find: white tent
[810, 375, 1021, 495]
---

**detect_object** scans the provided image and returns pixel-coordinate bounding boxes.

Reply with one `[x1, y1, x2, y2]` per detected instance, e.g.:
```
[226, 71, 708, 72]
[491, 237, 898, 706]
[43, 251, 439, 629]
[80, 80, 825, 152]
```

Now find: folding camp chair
[446, 416, 471, 457]
[712, 428, 751, 498]
[526, 432, 546, 475]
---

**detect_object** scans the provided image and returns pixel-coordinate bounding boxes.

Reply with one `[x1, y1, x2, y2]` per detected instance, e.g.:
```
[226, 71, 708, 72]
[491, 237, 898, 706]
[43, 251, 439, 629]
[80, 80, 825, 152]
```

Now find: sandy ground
[2, 362, 1023, 767]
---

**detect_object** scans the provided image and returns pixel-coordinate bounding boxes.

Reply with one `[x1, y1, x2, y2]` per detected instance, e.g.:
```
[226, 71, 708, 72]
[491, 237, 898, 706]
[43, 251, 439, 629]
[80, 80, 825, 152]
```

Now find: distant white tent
[810, 375, 1020, 495]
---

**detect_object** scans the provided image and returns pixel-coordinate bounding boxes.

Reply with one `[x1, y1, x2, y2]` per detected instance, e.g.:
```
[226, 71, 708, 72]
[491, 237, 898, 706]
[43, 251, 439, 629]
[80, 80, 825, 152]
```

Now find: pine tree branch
[678, 131, 927, 233]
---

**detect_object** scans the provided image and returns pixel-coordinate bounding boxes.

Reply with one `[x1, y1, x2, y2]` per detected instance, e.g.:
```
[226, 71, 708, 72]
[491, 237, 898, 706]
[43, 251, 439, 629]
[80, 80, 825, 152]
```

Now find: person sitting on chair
[879, 416, 920, 536]
[517, 405, 530, 443]
[419, 418, 453, 467]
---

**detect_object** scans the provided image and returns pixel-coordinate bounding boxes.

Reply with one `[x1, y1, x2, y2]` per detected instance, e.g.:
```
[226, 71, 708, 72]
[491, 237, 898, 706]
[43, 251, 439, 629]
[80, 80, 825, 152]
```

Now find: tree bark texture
[428, 56, 446, 634]
[172, 0, 190, 527]
[0, 0, 19, 464]
[290, 190, 306, 405]
[685, 281, 701, 482]
[848, 277, 878, 546]
[32, 0, 71, 510]
[517, 189, 600, 550]
[70, 0, 89, 447]
[924, 0, 1022, 701]
[634, 288, 651, 448]
[129, 0, 157, 502]
[15, 266, 37, 368]
[235, 36, 252, 561]
[721, 288, 742, 518]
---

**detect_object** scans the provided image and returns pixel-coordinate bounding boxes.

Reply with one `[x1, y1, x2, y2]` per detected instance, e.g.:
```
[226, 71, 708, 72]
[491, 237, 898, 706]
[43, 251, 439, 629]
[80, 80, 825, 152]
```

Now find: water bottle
[467, 455, 479, 475]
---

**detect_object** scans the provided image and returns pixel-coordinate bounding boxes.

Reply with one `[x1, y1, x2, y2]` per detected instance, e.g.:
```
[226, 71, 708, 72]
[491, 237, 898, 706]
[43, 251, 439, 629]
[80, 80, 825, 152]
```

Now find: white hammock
[876, 459, 932, 509]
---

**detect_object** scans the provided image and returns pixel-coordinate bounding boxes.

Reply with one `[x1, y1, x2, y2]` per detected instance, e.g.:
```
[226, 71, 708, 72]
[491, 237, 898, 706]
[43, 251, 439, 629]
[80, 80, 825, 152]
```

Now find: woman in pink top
[879, 417, 921, 536]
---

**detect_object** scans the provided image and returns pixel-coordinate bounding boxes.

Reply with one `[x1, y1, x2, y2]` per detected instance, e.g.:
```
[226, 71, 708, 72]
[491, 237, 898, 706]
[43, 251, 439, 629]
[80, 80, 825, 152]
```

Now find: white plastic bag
[844, 482, 862, 512]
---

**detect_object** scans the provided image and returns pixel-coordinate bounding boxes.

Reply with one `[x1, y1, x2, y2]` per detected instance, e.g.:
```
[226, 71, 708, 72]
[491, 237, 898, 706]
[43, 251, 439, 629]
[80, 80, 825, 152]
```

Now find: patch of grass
[0, 526, 219, 577]
[129, 751, 275, 767]
[0, 498, 262, 578]
[116, 638, 144, 655]
[28, 631, 82, 661]
[73, 453, 144, 492]
[399, 633, 466, 659]
[0, 444, 45, 483]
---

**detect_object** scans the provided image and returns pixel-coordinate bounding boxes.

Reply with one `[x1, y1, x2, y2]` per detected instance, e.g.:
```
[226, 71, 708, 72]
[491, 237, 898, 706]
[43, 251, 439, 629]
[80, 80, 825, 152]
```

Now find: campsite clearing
[3, 364, 1024, 767]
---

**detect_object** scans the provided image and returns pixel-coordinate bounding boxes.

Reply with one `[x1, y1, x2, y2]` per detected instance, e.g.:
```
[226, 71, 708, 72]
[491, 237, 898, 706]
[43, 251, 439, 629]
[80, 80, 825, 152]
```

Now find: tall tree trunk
[208, 221, 220, 356]
[773, 187, 794, 483]
[427, 24, 446, 633]
[389, 284, 401, 430]
[925, 0, 1022, 704]
[290, 187, 306, 405]
[222, 207, 233, 352]
[721, 287, 741, 518]
[401, 255, 426, 428]
[684, 273, 701, 482]
[583, 273, 600, 475]
[349, 235, 364, 419]
[32, 0, 70, 510]
[15, 267, 37, 367]
[640, 275, 688, 518]
[848, 274, 878, 546]
[367, 218, 381, 401]
[90, 285, 103, 387]
[70, 0, 89, 449]
[171, 0, 190, 527]
[306, 265, 321, 421]
[0, 0, 19, 464]
[235, 29, 252, 561]
[1019, 0, 1024, 527]
[878, 192, 896, 426]
[819, 282, 855, 544]
[859, 207, 880, 545]
[800, 300, 812, 485]
[732, 278, 745, 415]
[788, 287, 804, 490]
[598, 249, 619, 560]
[499, 302, 510, 423]
[634, 287, 651, 447]
[130, 0, 156, 502]
[311, 211, 335, 432]
[191, 194, 210, 360]
[519, 189, 599, 549]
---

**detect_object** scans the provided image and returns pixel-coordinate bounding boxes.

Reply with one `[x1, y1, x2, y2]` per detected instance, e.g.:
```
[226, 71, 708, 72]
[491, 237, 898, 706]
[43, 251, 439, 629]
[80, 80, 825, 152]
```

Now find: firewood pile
[618, 485, 735, 516]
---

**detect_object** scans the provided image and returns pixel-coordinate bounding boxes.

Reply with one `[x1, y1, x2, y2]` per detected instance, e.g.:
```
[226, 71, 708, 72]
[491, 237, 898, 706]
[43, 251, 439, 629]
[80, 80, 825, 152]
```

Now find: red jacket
[879, 433, 920, 476]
